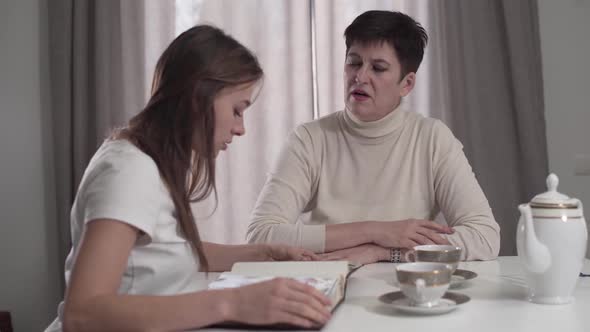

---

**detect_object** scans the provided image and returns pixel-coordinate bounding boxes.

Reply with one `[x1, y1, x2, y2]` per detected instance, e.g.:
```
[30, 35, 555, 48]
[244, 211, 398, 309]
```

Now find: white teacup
[405, 245, 462, 273]
[396, 262, 453, 307]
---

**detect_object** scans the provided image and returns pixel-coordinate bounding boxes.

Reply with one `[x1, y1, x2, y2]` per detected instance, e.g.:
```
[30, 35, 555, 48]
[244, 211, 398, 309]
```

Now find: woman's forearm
[247, 220, 327, 252]
[63, 289, 236, 332]
[325, 221, 376, 252]
[444, 223, 500, 260]
[319, 243, 390, 265]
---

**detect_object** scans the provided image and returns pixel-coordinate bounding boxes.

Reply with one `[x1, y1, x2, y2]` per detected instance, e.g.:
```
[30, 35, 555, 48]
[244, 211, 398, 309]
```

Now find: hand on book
[318, 243, 389, 265]
[265, 244, 319, 262]
[230, 277, 332, 328]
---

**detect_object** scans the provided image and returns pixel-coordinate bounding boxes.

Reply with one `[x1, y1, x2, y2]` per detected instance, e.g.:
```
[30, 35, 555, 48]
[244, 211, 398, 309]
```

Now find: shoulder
[403, 111, 457, 146]
[303, 111, 342, 133]
[92, 139, 157, 168]
[87, 139, 160, 180]
[75, 140, 167, 239]
[79, 139, 163, 199]
[403, 111, 442, 132]
[290, 111, 343, 143]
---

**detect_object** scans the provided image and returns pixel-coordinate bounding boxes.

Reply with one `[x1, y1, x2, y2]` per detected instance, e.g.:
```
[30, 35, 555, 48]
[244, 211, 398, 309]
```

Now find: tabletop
[197, 256, 590, 332]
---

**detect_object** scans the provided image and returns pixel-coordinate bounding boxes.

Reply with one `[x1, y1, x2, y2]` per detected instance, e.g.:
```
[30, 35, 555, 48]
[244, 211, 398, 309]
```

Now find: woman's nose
[232, 120, 245, 136]
[355, 66, 369, 83]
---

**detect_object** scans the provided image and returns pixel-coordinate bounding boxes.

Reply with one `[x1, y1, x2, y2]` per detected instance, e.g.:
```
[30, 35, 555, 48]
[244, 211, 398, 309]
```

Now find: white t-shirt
[46, 139, 200, 332]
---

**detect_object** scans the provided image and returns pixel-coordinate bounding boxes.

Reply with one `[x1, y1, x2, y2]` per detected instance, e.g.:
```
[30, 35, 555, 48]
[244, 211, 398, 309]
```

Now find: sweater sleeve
[246, 125, 326, 252]
[431, 121, 501, 260]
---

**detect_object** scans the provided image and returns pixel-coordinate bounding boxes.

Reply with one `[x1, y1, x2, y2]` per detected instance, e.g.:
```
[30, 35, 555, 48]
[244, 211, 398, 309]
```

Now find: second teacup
[396, 262, 453, 307]
[405, 245, 462, 273]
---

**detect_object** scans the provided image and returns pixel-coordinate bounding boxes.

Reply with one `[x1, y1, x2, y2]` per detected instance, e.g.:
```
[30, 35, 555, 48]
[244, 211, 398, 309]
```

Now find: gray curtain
[430, 0, 548, 255]
[46, 0, 549, 276]
[47, 0, 175, 288]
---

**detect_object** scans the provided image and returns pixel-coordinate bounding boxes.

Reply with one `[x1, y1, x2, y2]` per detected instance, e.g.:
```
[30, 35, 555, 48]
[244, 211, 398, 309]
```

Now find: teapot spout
[519, 204, 551, 273]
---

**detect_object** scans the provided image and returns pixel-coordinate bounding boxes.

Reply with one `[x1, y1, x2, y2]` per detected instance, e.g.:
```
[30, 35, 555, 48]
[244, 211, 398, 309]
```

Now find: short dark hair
[344, 10, 428, 78]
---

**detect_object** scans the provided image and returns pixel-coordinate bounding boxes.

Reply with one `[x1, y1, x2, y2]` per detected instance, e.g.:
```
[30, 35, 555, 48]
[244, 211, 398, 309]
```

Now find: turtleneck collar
[342, 102, 407, 140]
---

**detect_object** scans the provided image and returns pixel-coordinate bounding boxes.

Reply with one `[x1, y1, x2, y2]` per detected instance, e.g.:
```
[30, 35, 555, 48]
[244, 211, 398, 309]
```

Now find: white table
[200, 257, 590, 332]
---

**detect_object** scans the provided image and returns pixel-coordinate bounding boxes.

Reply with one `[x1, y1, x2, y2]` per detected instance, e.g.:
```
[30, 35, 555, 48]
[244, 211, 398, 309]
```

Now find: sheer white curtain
[175, 0, 314, 244]
[175, 0, 443, 244]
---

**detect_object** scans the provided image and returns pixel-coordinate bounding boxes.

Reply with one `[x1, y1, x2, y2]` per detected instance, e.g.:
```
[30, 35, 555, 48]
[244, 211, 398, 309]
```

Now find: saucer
[379, 291, 470, 315]
[450, 269, 478, 288]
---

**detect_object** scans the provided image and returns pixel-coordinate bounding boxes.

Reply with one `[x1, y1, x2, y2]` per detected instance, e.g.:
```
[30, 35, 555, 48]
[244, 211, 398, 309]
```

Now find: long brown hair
[114, 25, 263, 271]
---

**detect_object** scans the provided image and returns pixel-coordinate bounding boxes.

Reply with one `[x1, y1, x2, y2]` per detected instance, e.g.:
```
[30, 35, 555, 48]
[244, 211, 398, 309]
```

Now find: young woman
[45, 25, 331, 332]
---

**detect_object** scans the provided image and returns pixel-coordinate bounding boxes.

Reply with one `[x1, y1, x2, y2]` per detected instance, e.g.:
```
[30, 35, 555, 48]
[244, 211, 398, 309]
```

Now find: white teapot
[517, 173, 587, 304]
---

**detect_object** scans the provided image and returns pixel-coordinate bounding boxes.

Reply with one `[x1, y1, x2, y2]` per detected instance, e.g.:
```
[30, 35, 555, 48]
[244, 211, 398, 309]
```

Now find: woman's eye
[234, 109, 242, 117]
[346, 59, 361, 67]
[373, 66, 386, 72]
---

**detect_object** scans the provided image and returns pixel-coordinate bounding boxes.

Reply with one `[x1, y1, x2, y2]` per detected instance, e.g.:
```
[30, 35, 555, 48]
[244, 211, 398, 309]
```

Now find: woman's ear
[400, 72, 416, 97]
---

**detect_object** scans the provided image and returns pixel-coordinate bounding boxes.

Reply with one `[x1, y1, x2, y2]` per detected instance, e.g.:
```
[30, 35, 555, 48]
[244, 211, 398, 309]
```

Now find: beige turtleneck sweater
[246, 105, 500, 260]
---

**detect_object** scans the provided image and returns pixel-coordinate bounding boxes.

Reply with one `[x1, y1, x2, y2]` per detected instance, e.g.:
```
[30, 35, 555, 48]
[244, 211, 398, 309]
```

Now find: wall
[537, 0, 590, 256]
[0, 0, 61, 330]
[0, 1, 588, 329]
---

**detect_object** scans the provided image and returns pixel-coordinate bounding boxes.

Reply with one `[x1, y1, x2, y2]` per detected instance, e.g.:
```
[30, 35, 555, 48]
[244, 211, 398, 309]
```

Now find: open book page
[230, 261, 349, 277]
[208, 261, 349, 312]
[209, 274, 339, 299]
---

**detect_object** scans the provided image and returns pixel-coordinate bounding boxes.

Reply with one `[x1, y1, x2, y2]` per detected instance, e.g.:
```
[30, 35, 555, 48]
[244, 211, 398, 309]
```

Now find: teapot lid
[530, 173, 578, 209]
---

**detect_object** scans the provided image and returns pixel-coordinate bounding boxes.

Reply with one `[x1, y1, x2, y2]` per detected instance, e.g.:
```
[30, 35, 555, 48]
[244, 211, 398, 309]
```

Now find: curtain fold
[47, 0, 549, 266]
[179, 0, 314, 244]
[430, 0, 548, 255]
[48, 0, 175, 287]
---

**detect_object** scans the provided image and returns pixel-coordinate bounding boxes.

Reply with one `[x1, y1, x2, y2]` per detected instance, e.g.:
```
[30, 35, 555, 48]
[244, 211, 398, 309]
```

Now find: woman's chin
[348, 107, 378, 121]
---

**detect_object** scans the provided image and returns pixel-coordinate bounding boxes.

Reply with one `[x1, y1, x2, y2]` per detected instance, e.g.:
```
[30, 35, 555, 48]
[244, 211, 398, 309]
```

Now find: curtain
[48, 0, 175, 285]
[176, 0, 315, 244]
[430, 0, 548, 255]
[48, 0, 548, 268]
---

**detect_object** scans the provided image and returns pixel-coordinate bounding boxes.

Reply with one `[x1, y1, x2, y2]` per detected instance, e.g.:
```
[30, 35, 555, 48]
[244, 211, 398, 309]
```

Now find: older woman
[247, 10, 500, 263]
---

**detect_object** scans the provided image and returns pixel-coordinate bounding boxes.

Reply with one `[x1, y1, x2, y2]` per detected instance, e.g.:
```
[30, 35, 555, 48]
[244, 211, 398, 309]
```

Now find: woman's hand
[229, 278, 332, 328]
[318, 244, 389, 265]
[264, 244, 319, 261]
[370, 219, 454, 249]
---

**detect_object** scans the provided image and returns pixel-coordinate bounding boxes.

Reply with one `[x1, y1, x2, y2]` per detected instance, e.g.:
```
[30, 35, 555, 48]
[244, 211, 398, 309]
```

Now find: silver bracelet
[390, 248, 402, 263]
